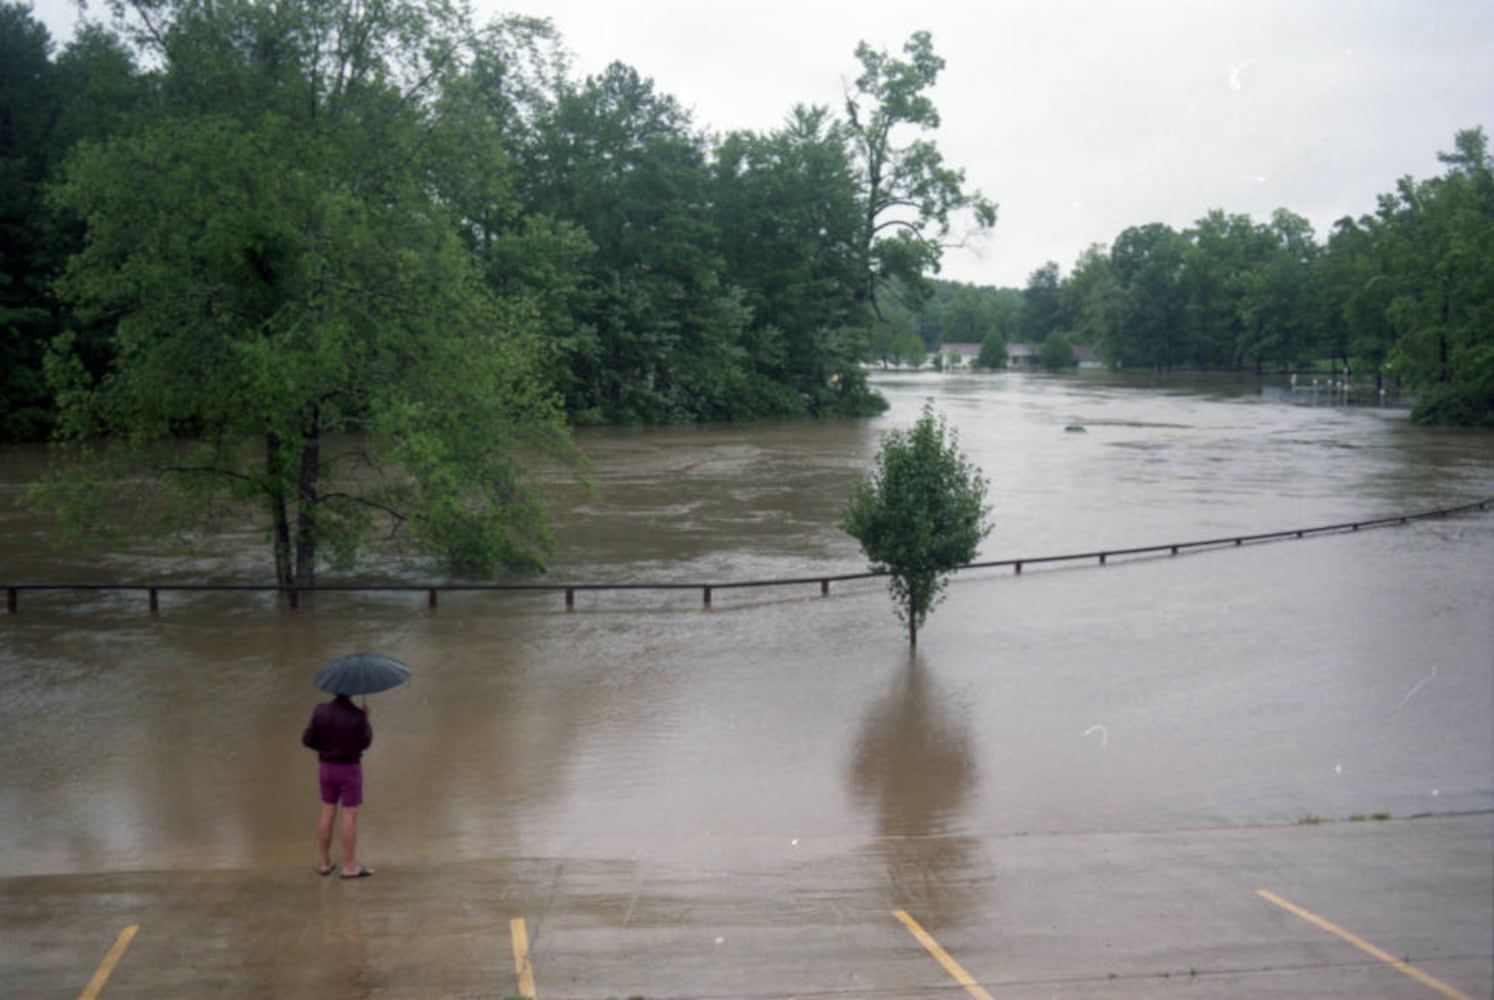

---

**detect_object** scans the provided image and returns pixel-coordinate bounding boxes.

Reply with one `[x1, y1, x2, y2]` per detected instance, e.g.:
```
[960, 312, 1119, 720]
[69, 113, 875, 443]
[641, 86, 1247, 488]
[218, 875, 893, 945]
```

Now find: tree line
[898, 132, 1494, 426]
[0, 0, 994, 443]
[1, 0, 994, 584]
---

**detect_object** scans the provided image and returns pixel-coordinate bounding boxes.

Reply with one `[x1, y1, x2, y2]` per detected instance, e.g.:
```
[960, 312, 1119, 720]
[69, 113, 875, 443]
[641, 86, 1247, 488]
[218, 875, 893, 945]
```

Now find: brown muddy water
[1, 371, 1491, 879]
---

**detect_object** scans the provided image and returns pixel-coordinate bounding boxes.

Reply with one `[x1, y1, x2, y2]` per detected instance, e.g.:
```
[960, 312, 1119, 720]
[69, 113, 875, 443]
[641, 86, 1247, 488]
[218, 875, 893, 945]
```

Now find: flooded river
[2, 371, 1492, 880]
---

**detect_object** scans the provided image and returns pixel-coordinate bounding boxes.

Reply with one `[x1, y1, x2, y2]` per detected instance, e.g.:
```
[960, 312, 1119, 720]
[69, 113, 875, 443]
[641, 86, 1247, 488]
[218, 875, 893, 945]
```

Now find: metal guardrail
[5, 498, 1490, 615]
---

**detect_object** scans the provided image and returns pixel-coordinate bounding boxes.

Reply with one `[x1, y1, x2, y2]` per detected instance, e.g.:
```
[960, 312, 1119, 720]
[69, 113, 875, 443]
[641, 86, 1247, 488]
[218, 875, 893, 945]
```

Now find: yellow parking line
[893, 909, 995, 1000]
[510, 917, 537, 999]
[1256, 890, 1469, 1000]
[78, 924, 138, 1000]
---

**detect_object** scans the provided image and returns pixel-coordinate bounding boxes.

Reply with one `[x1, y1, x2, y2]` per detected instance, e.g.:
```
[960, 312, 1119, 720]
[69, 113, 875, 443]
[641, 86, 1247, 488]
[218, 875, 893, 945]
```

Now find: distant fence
[5, 498, 1490, 615]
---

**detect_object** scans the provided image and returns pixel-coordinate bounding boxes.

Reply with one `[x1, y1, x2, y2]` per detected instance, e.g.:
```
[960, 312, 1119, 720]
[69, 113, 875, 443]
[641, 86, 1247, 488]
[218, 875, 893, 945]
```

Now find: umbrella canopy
[314, 652, 411, 696]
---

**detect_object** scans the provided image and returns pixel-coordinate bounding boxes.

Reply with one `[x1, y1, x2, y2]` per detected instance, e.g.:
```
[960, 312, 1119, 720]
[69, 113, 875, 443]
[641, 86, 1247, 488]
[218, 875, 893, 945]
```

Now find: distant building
[1006, 342, 1039, 369]
[938, 340, 1103, 370]
[940, 342, 982, 364]
[1073, 343, 1103, 368]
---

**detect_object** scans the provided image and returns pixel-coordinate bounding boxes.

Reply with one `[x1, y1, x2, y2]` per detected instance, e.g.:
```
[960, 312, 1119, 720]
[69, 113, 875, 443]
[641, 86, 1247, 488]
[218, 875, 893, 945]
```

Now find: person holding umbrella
[303, 653, 410, 879]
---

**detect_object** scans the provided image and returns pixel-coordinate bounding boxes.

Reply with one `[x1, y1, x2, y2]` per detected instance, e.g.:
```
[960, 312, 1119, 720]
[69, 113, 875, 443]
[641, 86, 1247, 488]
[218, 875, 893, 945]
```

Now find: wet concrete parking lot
[3, 373, 1492, 997]
[4, 812, 1492, 998]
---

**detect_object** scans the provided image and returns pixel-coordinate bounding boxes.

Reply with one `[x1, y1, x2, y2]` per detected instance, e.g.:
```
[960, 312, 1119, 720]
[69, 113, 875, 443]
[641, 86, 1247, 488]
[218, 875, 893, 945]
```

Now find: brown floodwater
[1, 371, 1491, 880]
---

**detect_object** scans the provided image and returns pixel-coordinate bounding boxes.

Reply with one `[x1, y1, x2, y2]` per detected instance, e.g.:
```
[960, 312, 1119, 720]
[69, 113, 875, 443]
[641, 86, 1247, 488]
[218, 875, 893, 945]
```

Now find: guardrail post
[1099, 553, 1107, 566]
[149, 588, 159, 616]
[703, 586, 712, 608]
[1014, 561, 1023, 575]
[6, 588, 15, 613]
[565, 587, 575, 610]
[428, 589, 438, 610]
[288, 588, 299, 610]
[820, 580, 830, 596]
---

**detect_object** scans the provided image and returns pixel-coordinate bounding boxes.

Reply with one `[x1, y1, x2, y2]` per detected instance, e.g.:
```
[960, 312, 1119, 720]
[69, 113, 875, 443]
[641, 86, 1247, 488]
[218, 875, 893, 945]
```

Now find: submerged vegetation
[841, 403, 991, 647]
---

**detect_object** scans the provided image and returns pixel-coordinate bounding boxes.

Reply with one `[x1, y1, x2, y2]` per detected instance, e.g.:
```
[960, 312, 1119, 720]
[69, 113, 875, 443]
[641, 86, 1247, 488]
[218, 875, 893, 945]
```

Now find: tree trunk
[267, 432, 293, 590]
[908, 593, 917, 648]
[292, 404, 322, 591]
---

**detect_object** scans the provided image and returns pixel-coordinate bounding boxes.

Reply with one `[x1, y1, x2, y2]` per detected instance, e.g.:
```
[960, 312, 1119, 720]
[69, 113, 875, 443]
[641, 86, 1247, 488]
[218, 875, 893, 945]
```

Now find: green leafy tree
[939, 284, 1000, 346]
[989, 286, 1025, 341]
[1374, 129, 1494, 424]
[431, 18, 604, 418]
[866, 299, 925, 368]
[518, 61, 760, 423]
[1317, 216, 1387, 373]
[841, 402, 991, 647]
[1022, 261, 1064, 342]
[39, 0, 573, 588]
[974, 332, 1007, 370]
[844, 31, 997, 313]
[1, 8, 147, 442]
[713, 105, 873, 413]
[1236, 209, 1319, 371]
[1108, 223, 1190, 369]
[1061, 244, 1122, 362]
[1181, 210, 1266, 369]
[1040, 331, 1078, 370]
[0, 2, 62, 441]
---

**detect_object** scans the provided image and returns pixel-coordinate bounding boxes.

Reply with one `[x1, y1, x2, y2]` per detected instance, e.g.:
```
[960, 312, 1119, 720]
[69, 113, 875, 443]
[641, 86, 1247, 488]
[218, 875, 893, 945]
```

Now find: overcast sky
[29, 0, 1494, 287]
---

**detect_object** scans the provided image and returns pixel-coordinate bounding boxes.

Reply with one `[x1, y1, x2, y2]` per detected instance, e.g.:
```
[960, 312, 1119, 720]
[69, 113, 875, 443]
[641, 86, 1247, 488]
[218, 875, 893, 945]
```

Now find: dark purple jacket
[302, 695, 373, 764]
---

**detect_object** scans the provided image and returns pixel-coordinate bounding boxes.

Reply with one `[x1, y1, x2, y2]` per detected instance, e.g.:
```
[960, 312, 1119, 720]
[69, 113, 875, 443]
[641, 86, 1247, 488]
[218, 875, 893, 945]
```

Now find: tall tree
[1021, 261, 1064, 342]
[1061, 244, 1122, 360]
[517, 62, 758, 423]
[1108, 223, 1190, 369]
[40, 0, 572, 588]
[1181, 210, 1264, 369]
[865, 298, 926, 369]
[713, 105, 872, 413]
[1236, 209, 1319, 371]
[939, 285, 1001, 347]
[1381, 129, 1494, 424]
[1319, 215, 1393, 376]
[843, 31, 996, 314]
[443, 18, 603, 420]
[0, 2, 62, 440]
[841, 403, 991, 648]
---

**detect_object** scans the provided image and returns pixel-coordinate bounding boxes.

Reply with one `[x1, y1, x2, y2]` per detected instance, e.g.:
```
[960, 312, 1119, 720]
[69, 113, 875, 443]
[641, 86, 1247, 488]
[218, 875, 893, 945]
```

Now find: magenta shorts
[318, 762, 363, 807]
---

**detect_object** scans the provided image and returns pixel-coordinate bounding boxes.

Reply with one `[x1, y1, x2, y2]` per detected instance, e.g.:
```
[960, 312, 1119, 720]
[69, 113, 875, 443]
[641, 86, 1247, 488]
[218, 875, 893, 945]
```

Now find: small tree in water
[841, 403, 991, 646]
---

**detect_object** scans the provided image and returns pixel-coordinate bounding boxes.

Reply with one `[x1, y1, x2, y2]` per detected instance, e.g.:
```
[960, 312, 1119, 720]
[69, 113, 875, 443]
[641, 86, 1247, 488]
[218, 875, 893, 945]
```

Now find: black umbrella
[314, 652, 411, 696]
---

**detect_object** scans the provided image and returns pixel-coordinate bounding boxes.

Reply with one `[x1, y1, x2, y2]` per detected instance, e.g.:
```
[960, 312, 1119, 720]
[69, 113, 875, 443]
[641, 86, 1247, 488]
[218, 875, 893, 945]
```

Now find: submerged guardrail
[5, 498, 1490, 615]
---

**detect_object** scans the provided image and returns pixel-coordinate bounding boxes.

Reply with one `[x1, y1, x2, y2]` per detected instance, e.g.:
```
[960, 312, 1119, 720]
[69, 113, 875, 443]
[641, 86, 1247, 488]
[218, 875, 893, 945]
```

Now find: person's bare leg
[317, 803, 337, 873]
[339, 806, 364, 876]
